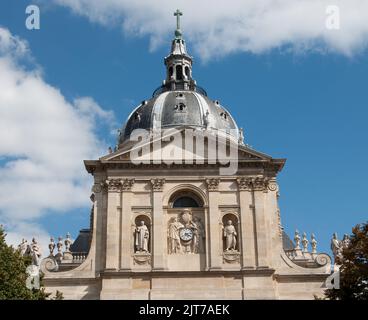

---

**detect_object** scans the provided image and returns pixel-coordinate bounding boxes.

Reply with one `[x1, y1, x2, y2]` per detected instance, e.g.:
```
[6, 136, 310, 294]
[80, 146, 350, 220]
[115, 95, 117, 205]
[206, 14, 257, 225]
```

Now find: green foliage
[325, 222, 368, 300]
[0, 226, 61, 300]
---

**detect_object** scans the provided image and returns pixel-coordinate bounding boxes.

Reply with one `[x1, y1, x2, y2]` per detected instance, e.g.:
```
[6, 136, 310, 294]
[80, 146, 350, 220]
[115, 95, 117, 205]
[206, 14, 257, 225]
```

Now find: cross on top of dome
[174, 9, 183, 39]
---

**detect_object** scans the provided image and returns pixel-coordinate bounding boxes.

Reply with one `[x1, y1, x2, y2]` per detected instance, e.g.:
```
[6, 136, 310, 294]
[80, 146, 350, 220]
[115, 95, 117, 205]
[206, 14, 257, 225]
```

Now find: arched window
[185, 66, 190, 77]
[169, 190, 204, 208]
[173, 196, 199, 208]
[176, 65, 183, 80]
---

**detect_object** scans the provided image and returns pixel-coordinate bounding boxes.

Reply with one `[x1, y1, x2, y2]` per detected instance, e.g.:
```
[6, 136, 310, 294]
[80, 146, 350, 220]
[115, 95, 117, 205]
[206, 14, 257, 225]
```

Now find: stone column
[253, 177, 270, 269]
[104, 179, 121, 270]
[237, 178, 256, 269]
[206, 178, 221, 270]
[120, 179, 135, 271]
[151, 178, 166, 270]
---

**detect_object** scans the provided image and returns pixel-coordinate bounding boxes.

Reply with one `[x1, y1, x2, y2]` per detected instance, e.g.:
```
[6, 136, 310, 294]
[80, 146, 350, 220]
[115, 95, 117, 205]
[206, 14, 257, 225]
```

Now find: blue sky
[0, 0, 367, 255]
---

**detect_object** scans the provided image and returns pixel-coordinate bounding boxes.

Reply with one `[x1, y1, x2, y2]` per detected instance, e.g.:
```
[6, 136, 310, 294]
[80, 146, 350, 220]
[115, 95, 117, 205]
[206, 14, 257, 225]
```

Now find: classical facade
[39, 11, 332, 299]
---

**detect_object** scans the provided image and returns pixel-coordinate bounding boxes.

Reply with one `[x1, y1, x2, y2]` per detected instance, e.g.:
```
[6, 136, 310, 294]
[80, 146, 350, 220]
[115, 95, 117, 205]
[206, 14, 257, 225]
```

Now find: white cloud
[0, 27, 113, 247]
[51, 0, 368, 60]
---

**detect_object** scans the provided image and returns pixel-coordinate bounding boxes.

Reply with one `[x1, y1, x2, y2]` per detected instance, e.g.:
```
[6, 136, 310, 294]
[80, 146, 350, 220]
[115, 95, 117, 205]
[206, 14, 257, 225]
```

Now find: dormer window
[220, 111, 228, 120]
[134, 112, 141, 121]
[174, 102, 186, 112]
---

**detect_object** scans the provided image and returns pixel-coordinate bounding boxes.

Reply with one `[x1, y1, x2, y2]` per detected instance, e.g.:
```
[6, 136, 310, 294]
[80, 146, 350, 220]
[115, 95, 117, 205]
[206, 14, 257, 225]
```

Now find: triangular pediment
[101, 127, 273, 163]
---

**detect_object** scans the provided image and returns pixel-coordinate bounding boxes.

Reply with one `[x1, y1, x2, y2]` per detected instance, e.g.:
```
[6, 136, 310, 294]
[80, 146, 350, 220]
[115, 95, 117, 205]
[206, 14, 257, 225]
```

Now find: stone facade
[41, 12, 332, 299]
[41, 142, 331, 299]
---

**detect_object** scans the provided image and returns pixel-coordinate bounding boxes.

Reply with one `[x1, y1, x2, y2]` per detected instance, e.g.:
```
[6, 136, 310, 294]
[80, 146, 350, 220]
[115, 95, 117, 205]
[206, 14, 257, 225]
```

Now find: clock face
[179, 228, 193, 241]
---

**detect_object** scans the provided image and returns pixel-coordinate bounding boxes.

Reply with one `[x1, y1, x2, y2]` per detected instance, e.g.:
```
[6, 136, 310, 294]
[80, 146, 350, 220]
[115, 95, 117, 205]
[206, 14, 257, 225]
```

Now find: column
[151, 178, 166, 270]
[237, 178, 256, 269]
[253, 177, 270, 269]
[104, 179, 121, 270]
[120, 179, 135, 270]
[206, 178, 221, 270]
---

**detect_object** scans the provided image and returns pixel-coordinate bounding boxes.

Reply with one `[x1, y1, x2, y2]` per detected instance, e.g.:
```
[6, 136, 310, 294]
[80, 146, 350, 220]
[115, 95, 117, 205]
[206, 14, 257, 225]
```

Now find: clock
[179, 228, 193, 241]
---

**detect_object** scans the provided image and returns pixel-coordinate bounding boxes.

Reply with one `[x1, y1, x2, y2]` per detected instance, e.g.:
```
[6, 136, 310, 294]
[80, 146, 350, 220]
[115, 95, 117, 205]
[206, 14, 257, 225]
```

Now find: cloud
[51, 0, 368, 60]
[0, 27, 113, 247]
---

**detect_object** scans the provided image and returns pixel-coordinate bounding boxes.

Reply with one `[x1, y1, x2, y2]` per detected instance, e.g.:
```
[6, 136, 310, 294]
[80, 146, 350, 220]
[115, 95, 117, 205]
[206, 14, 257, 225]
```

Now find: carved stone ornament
[150, 178, 165, 191]
[236, 178, 252, 191]
[133, 252, 151, 265]
[40, 257, 59, 273]
[236, 177, 271, 192]
[104, 178, 135, 192]
[253, 177, 269, 191]
[92, 183, 102, 193]
[267, 179, 279, 192]
[223, 251, 240, 264]
[206, 178, 219, 191]
[105, 178, 123, 192]
[315, 253, 330, 266]
[122, 178, 135, 191]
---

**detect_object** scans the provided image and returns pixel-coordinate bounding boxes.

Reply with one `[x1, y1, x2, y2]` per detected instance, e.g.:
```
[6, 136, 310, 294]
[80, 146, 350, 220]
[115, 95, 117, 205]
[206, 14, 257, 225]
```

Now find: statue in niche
[192, 216, 205, 253]
[135, 221, 149, 253]
[223, 220, 237, 251]
[168, 217, 184, 254]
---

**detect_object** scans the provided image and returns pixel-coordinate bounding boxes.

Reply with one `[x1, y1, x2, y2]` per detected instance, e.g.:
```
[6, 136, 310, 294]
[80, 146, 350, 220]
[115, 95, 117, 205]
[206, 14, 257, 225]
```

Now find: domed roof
[117, 11, 242, 148]
[119, 90, 239, 146]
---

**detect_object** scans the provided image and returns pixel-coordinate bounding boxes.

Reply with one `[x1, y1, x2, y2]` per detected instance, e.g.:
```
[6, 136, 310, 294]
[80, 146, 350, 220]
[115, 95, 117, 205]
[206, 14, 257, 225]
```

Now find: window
[176, 65, 183, 80]
[185, 66, 190, 77]
[173, 196, 199, 208]
[175, 102, 186, 112]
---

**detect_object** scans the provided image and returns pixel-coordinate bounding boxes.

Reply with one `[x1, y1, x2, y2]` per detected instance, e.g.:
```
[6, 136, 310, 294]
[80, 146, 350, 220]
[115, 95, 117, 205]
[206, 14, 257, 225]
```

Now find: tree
[0, 225, 56, 300]
[325, 222, 368, 300]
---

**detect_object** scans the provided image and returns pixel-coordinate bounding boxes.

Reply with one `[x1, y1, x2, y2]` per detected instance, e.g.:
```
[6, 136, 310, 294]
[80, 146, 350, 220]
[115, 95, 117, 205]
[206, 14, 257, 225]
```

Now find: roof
[70, 229, 91, 253]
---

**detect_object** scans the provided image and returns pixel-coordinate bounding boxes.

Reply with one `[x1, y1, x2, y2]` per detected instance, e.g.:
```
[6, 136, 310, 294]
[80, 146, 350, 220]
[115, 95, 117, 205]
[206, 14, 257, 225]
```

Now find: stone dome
[117, 19, 242, 147]
[119, 90, 240, 146]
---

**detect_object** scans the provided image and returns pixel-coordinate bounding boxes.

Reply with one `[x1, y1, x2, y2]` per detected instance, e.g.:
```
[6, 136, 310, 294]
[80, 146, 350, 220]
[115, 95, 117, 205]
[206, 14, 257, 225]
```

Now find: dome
[118, 90, 240, 146]
[117, 15, 242, 148]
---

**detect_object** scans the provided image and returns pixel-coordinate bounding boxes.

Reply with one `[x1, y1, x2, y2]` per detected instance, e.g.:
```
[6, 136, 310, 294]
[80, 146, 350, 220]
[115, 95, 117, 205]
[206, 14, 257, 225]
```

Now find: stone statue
[294, 230, 301, 249]
[341, 234, 351, 249]
[223, 220, 237, 251]
[193, 216, 205, 253]
[190, 217, 200, 253]
[135, 221, 149, 253]
[64, 232, 72, 252]
[168, 217, 184, 254]
[18, 239, 28, 256]
[310, 233, 317, 254]
[57, 236, 63, 254]
[29, 238, 42, 266]
[331, 232, 342, 260]
[48, 237, 55, 256]
[302, 232, 309, 252]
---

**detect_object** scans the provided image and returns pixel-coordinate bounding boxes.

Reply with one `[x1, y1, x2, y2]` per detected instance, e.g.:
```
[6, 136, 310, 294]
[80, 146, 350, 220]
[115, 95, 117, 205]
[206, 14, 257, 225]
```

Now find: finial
[302, 232, 309, 252]
[49, 237, 55, 256]
[310, 233, 317, 254]
[174, 9, 183, 39]
[65, 232, 72, 252]
[294, 230, 301, 249]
